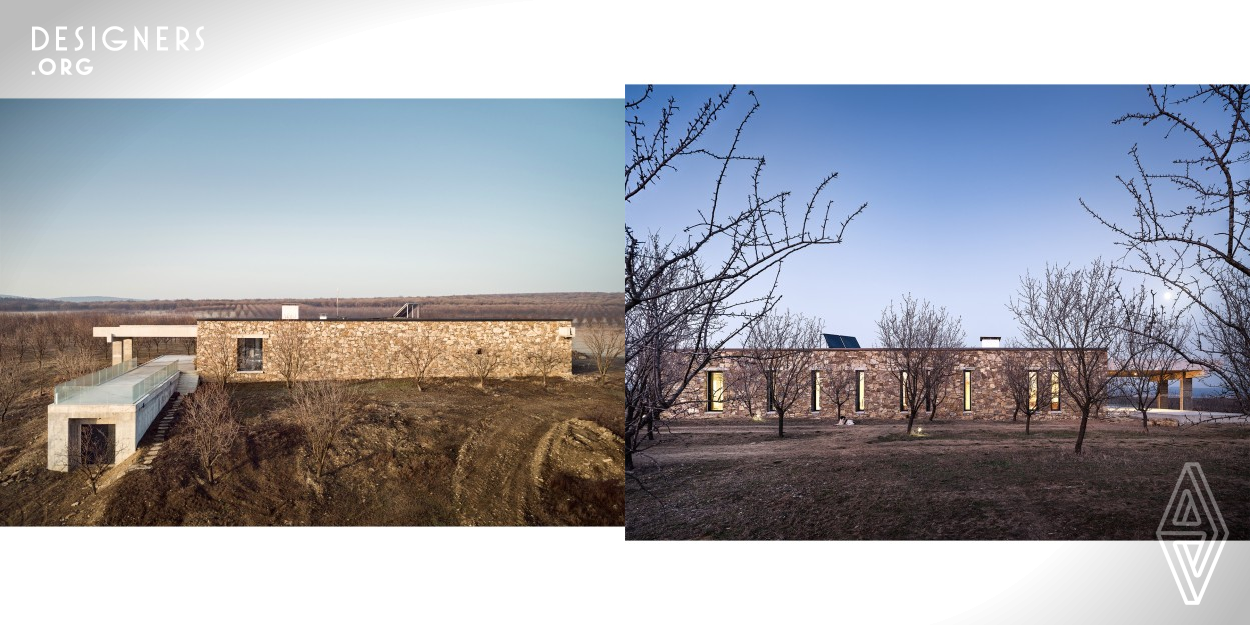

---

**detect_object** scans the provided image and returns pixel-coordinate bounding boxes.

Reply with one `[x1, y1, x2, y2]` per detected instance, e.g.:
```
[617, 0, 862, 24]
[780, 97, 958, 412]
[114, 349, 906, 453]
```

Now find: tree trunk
[1025, 413, 1031, 435]
[1140, 409, 1150, 432]
[778, 411, 785, 437]
[1074, 411, 1090, 453]
[906, 412, 916, 434]
[1012, 406, 1019, 422]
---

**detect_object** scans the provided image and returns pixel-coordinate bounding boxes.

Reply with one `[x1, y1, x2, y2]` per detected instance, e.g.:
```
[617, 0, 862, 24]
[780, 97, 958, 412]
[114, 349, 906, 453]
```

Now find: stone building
[676, 340, 1109, 422]
[195, 315, 576, 383]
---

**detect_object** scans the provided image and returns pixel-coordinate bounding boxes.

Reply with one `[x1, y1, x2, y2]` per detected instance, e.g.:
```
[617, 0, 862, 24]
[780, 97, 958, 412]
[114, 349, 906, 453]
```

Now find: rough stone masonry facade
[676, 348, 1107, 422]
[196, 319, 574, 383]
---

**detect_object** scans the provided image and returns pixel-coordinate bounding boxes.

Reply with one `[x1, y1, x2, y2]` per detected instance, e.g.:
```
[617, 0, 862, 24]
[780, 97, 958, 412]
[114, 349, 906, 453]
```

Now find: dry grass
[626, 417, 1250, 540]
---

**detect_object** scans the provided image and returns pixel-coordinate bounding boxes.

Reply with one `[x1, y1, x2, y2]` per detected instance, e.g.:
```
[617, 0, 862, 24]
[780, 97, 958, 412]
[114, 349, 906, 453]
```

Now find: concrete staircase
[129, 369, 197, 471]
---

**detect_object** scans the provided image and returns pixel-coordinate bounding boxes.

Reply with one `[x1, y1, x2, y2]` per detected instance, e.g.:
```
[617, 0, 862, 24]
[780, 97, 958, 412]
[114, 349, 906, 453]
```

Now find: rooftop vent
[980, 336, 1001, 348]
[281, 305, 299, 320]
[822, 334, 860, 349]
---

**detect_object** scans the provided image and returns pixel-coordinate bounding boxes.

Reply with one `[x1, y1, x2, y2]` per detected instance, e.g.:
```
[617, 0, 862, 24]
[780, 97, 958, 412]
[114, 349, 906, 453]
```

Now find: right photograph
[624, 85, 1250, 540]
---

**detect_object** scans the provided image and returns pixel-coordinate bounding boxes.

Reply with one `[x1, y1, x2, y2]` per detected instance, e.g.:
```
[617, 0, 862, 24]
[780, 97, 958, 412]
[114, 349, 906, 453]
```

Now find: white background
[3, 1, 1250, 623]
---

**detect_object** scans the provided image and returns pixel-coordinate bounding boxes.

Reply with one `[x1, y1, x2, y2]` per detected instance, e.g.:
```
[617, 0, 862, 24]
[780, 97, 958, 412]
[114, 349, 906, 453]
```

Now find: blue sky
[0, 99, 619, 299]
[626, 85, 1229, 348]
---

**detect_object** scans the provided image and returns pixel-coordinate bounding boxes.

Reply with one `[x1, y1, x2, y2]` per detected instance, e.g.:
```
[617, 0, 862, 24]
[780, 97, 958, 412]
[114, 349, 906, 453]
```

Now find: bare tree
[923, 347, 962, 423]
[1112, 286, 1189, 431]
[199, 344, 234, 387]
[267, 323, 312, 389]
[289, 381, 357, 480]
[582, 325, 625, 382]
[28, 318, 51, 368]
[0, 356, 26, 423]
[527, 340, 568, 390]
[876, 295, 965, 435]
[1008, 260, 1120, 453]
[458, 347, 502, 392]
[396, 327, 443, 392]
[53, 338, 99, 383]
[742, 311, 823, 437]
[1000, 344, 1050, 434]
[74, 423, 113, 495]
[624, 85, 866, 471]
[822, 365, 857, 424]
[181, 384, 239, 485]
[729, 353, 768, 421]
[1082, 84, 1249, 415]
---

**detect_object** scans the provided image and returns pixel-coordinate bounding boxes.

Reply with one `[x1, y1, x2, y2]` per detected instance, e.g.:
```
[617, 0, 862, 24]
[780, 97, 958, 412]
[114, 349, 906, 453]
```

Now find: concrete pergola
[92, 325, 197, 365]
[1111, 363, 1206, 411]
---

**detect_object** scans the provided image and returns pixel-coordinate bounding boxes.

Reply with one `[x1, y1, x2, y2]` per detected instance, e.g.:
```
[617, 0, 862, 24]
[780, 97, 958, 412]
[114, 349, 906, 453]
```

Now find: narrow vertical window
[706, 371, 724, 412]
[1028, 370, 1038, 411]
[811, 370, 821, 412]
[963, 369, 972, 411]
[856, 370, 866, 412]
[899, 371, 908, 411]
[1050, 371, 1060, 411]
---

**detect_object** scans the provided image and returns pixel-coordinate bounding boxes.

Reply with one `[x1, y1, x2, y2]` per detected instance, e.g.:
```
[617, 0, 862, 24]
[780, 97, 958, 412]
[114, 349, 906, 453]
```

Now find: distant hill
[54, 296, 137, 303]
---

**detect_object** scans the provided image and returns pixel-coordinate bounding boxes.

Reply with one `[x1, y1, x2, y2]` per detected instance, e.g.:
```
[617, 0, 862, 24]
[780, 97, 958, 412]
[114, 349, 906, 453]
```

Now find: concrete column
[111, 341, 123, 365]
[122, 339, 133, 362]
[1181, 377, 1194, 411]
[1157, 379, 1169, 409]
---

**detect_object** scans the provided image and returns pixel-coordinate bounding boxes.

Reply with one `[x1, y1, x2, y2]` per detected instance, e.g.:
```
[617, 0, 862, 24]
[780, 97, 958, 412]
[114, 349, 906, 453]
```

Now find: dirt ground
[1, 361, 623, 526]
[626, 416, 1250, 540]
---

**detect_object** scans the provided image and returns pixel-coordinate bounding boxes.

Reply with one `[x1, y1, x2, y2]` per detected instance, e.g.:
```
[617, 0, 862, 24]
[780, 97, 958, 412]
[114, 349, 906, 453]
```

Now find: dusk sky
[0, 99, 619, 299]
[625, 85, 1231, 348]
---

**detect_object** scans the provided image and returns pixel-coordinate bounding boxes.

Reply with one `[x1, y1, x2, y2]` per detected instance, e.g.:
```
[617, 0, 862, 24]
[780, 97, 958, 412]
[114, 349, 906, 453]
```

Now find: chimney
[282, 305, 300, 320]
[980, 336, 1001, 348]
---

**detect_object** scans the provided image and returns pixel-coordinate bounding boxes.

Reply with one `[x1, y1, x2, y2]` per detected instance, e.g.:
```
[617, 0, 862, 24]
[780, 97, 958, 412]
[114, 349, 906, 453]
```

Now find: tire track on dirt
[451, 407, 553, 526]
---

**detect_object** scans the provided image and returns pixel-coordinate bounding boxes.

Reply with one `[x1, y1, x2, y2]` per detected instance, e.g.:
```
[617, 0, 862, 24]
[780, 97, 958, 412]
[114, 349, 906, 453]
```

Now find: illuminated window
[706, 371, 724, 412]
[237, 338, 263, 372]
[1028, 370, 1039, 411]
[963, 369, 972, 411]
[856, 370, 866, 412]
[811, 370, 821, 412]
[1050, 372, 1061, 411]
[899, 371, 908, 411]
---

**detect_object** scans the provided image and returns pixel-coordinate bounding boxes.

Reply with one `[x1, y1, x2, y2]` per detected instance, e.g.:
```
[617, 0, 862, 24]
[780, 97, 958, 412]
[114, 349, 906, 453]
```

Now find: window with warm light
[706, 371, 724, 412]
[1028, 370, 1039, 411]
[963, 369, 973, 411]
[1050, 371, 1061, 411]
[856, 370, 866, 412]
[811, 370, 821, 412]
[899, 371, 908, 411]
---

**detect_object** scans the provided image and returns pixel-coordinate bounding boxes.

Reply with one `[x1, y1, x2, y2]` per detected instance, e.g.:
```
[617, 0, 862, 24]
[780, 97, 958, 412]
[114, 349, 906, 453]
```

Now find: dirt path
[451, 406, 555, 526]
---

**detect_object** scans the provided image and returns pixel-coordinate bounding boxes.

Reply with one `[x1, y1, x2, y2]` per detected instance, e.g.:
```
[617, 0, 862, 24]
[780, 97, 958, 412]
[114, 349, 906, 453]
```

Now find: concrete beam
[93, 325, 198, 339]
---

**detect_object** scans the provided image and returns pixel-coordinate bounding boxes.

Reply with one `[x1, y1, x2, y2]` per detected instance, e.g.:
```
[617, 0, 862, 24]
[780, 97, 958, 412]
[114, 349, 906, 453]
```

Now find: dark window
[706, 371, 724, 412]
[856, 370, 866, 412]
[237, 338, 263, 372]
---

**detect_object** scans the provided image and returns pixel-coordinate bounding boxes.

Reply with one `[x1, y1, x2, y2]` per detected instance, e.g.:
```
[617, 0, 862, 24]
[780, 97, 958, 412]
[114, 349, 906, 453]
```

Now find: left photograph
[0, 99, 624, 526]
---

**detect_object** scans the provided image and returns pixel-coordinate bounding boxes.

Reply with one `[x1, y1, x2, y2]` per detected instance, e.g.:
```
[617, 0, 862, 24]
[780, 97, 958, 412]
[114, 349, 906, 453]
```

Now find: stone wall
[674, 348, 1107, 422]
[195, 319, 574, 383]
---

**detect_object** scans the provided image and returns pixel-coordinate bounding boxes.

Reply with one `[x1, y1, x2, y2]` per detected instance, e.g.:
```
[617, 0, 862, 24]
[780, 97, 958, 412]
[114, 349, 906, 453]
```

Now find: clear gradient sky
[0, 99, 619, 299]
[625, 85, 1229, 348]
